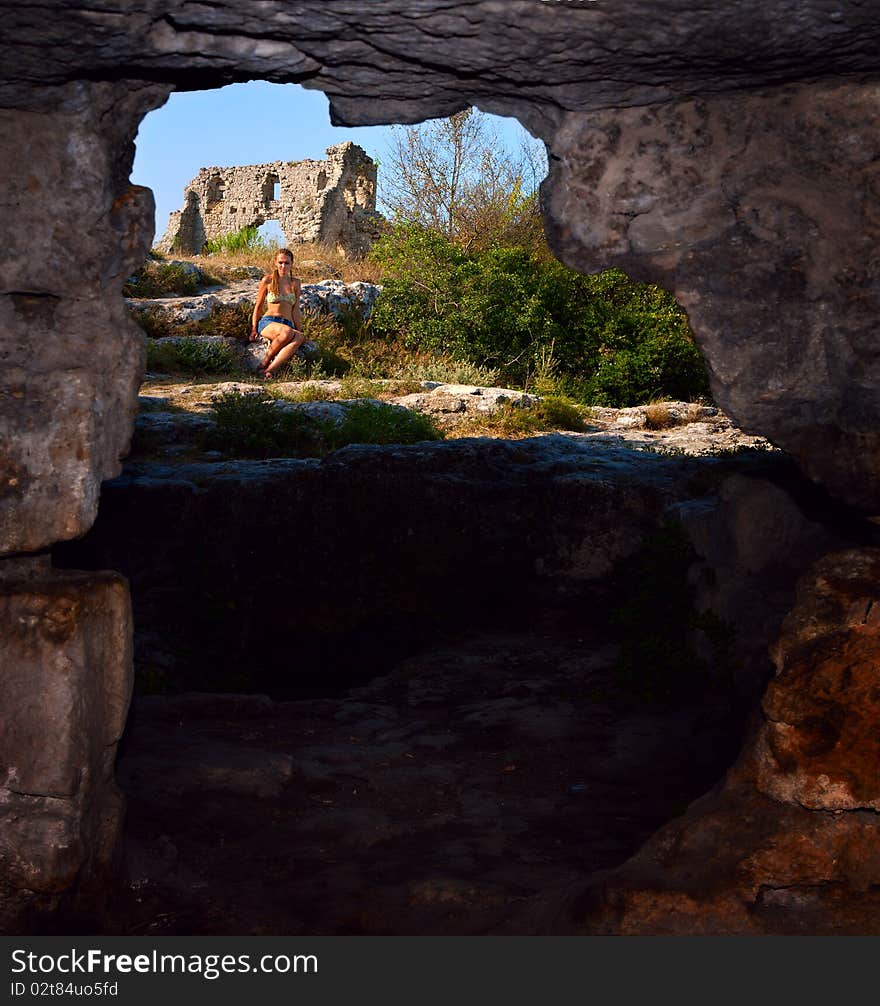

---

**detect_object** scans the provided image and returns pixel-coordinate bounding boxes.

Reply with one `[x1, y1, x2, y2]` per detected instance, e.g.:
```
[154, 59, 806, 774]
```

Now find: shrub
[145, 338, 243, 376]
[206, 390, 322, 458]
[124, 262, 201, 298]
[133, 303, 253, 342]
[644, 401, 676, 430]
[281, 383, 335, 403]
[133, 307, 174, 339]
[338, 375, 385, 400]
[369, 224, 710, 406]
[607, 522, 722, 702]
[205, 391, 444, 458]
[384, 355, 501, 387]
[325, 400, 443, 450]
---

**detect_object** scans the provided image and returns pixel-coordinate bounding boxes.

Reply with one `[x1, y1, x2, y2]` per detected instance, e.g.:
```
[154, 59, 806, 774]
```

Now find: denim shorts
[257, 315, 296, 335]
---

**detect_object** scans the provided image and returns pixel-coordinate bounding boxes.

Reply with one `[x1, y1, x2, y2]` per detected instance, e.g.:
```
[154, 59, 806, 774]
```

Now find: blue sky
[131, 81, 538, 245]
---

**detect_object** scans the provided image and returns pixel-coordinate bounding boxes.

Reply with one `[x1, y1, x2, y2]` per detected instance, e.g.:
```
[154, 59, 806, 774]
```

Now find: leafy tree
[381, 108, 548, 252]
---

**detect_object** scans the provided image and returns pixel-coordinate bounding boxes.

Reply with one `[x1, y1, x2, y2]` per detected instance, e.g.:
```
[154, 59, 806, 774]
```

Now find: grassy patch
[338, 375, 386, 400]
[169, 240, 382, 284]
[644, 400, 677, 430]
[203, 391, 444, 459]
[145, 339, 244, 377]
[137, 396, 186, 414]
[205, 390, 322, 457]
[278, 383, 336, 403]
[133, 303, 254, 342]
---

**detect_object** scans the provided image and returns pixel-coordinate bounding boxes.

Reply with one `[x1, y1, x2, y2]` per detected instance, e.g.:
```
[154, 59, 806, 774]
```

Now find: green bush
[462, 395, 587, 437]
[133, 303, 253, 341]
[145, 339, 243, 376]
[368, 225, 709, 406]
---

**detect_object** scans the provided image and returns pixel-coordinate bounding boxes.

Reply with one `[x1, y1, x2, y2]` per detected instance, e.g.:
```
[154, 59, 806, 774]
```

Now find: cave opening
[45, 80, 763, 937]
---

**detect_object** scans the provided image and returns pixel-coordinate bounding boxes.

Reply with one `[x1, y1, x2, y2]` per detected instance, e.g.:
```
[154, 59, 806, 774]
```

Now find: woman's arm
[250, 278, 268, 341]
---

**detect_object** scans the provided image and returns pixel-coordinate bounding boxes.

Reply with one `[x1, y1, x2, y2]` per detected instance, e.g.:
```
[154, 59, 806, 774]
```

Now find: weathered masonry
[157, 142, 381, 255]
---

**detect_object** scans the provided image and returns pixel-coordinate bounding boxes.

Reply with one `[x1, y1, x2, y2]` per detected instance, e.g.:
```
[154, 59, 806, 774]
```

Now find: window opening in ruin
[206, 174, 225, 206]
[262, 172, 281, 207]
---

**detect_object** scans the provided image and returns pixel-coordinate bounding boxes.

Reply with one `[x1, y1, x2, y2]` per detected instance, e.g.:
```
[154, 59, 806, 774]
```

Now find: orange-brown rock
[755, 549, 880, 810]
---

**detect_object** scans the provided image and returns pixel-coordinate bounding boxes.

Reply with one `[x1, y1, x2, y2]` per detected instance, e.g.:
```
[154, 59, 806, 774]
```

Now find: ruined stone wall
[157, 142, 380, 255]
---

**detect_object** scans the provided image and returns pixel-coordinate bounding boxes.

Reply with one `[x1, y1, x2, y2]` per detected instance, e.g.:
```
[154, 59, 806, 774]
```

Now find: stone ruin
[3, 0, 880, 936]
[156, 141, 381, 255]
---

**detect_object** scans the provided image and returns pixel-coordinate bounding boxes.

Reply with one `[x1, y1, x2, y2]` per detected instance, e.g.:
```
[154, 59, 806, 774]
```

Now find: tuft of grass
[166, 240, 382, 284]
[388, 356, 502, 387]
[455, 395, 588, 438]
[644, 400, 676, 430]
[338, 374, 385, 400]
[607, 522, 719, 703]
[145, 339, 244, 377]
[281, 383, 336, 403]
[133, 307, 175, 339]
[124, 262, 201, 298]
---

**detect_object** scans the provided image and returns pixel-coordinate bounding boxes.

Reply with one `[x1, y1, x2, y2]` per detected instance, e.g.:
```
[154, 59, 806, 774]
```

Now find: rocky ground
[136, 375, 775, 459]
[67, 621, 744, 936]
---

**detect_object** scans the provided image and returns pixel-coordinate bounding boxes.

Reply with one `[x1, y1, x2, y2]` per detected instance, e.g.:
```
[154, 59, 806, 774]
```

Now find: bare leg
[264, 333, 307, 377]
[257, 324, 297, 371]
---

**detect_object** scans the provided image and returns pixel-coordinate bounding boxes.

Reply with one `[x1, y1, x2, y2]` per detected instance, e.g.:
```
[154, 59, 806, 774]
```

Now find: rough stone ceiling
[4, 1, 880, 130]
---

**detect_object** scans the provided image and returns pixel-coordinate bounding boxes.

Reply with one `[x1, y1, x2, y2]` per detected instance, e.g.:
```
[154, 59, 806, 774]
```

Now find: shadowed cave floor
[85, 622, 746, 935]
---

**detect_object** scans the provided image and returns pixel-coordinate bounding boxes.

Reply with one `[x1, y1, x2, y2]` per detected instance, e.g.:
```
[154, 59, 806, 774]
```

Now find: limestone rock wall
[0, 559, 133, 928]
[543, 81, 880, 510]
[0, 80, 167, 926]
[157, 142, 380, 255]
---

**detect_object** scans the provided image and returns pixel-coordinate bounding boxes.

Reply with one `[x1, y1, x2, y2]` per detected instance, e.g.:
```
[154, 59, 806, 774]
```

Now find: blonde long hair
[267, 247, 295, 297]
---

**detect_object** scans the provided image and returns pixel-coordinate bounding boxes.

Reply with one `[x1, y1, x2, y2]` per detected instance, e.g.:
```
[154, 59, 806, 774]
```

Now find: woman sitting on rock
[249, 247, 305, 378]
